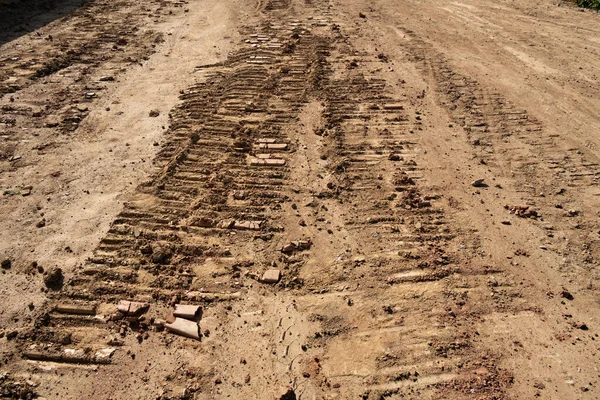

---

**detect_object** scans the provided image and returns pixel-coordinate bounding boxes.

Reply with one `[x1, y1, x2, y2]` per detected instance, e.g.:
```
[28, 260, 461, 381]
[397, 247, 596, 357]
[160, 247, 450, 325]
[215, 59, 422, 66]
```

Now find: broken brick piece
[174, 304, 201, 320]
[261, 269, 281, 284]
[117, 300, 149, 316]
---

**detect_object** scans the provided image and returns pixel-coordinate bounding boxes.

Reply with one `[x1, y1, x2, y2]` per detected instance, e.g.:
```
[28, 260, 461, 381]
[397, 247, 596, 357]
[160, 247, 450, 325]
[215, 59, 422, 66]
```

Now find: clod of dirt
[1, 259, 11, 269]
[561, 288, 574, 300]
[43, 267, 63, 290]
[57, 332, 72, 345]
[150, 243, 172, 264]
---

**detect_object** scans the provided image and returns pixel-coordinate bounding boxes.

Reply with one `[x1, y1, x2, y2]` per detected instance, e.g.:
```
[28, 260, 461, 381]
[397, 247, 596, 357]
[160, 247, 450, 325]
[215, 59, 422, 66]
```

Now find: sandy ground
[0, 0, 599, 399]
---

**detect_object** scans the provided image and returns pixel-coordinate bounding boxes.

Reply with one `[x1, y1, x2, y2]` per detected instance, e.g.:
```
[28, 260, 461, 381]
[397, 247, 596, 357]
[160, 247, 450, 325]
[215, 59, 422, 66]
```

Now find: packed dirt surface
[1, 0, 599, 399]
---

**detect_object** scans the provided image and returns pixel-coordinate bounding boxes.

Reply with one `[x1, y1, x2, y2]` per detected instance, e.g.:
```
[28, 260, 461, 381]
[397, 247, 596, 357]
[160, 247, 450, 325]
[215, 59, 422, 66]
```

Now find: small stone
[261, 269, 281, 284]
[281, 243, 297, 253]
[36, 219, 46, 228]
[572, 321, 588, 330]
[471, 179, 487, 188]
[149, 109, 160, 117]
[533, 381, 545, 390]
[6, 330, 18, 340]
[388, 154, 402, 161]
[45, 116, 60, 127]
[501, 220, 511, 225]
[1, 259, 11, 269]
[298, 219, 306, 226]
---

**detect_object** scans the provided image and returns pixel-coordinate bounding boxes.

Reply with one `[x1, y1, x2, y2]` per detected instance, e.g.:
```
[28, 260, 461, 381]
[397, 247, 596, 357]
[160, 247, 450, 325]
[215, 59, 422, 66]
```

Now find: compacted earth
[0, 0, 599, 399]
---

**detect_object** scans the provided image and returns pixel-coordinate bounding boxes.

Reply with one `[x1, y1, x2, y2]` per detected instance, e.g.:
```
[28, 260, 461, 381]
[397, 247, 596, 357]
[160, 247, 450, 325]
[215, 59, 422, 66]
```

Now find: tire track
[16, 1, 515, 399]
[398, 27, 600, 291]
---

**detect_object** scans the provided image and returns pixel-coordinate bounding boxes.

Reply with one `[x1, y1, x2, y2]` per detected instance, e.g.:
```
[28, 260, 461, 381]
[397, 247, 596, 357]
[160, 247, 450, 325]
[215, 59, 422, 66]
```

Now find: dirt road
[1, 0, 599, 399]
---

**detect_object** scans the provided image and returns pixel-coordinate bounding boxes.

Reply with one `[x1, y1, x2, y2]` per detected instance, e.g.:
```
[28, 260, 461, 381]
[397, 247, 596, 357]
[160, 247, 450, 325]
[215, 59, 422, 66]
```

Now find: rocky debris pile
[0, 372, 38, 400]
[106, 300, 204, 342]
[506, 204, 540, 219]
[108, 300, 152, 342]
[281, 239, 312, 254]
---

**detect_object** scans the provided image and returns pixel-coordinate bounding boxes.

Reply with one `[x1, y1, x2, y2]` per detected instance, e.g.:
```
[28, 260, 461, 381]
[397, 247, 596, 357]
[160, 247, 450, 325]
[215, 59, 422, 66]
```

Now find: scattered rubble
[506, 205, 540, 219]
[281, 240, 312, 254]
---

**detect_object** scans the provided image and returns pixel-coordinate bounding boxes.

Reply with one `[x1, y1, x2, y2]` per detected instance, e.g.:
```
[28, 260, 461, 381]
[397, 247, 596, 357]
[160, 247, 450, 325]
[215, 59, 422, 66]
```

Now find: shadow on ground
[0, 0, 89, 47]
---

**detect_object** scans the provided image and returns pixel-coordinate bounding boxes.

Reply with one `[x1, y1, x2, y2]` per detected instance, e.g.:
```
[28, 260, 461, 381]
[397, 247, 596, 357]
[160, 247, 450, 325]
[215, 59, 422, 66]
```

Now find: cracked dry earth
[1, 0, 600, 399]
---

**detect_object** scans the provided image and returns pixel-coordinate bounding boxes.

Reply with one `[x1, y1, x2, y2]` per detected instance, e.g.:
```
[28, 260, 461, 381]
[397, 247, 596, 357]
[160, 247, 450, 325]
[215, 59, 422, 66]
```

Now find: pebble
[471, 179, 487, 188]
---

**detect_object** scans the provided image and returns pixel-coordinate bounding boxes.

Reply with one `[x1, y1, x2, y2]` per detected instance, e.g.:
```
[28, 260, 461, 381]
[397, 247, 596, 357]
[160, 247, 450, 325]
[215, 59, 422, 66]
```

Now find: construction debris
[55, 304, 96, 316]
[165, 317, 201, 340]
[117, 300, 149, 316]
[261, 269, 281, 284]
[23, 348, 116, 364]
[173, 304, 202, 320]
